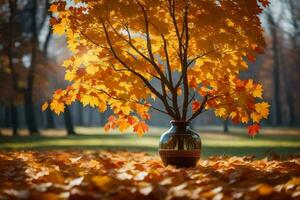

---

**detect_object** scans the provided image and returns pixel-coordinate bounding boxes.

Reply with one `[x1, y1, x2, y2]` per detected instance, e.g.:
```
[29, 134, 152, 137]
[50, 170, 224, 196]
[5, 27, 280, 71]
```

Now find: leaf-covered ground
[0, 151, 299, 200]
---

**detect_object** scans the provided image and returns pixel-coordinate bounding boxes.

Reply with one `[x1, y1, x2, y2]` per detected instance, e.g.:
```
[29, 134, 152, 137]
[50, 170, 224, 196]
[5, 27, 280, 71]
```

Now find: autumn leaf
[50, 100, 64, 115]
[255, 102, 270, 118]
[247, 54, 256, 62]
[127, 116, 138, 125]
[0, 150, 299, 200]
[247, 123, 260, 137]
[215, 107, 226, 117]
[251, 183, 274, 196]
[133, 121, 149, 136]
[192, 100, 201, 112]
[253, 84, 263, 98]
[259, 0, 270, 7]
[92, 175, 112, 191]
[49, 17, 59, 25]
[49, 4, 58, 12]
[42, 102, 49, 111]
[117, 120, 130, 132]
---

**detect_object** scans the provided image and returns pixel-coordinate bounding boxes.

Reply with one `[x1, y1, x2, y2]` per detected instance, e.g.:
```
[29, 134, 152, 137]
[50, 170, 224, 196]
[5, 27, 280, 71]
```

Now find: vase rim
[170, 120, 190, 125]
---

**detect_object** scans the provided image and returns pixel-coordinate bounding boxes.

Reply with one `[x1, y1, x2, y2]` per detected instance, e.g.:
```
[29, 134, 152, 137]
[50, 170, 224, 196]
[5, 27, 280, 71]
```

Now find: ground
[0, 126, 300, 199]
[0, 150, 299, 200]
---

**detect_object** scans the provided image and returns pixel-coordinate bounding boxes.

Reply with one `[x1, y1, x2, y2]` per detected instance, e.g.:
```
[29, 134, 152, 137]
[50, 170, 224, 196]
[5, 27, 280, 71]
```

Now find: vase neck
[170, 120, 190, 132]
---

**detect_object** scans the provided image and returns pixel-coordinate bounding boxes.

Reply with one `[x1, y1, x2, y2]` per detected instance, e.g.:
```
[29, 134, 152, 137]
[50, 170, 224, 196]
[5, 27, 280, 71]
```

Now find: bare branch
[181, 5, 190, 120]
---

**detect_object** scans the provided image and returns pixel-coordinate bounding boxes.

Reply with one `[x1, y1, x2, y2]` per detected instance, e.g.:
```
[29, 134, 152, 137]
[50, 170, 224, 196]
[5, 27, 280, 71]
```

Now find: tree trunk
[267, 12, 282, 125]
[10, 103, 18, 136]
[4, 106, 10, 128]
[286, 94, 295, 125]
[46, 108, 55, 129]
[7, 0, 19, 135]
[287, 0, 299, 125]
[88, 107, 93, 126]
[24, 91, 39, 134]
[64, 106, 75, 135]
[43, 23, 55, 129]
[24, 0, 39, 134]
[77, 103, 84, 126]
[223, 119, 229, 133]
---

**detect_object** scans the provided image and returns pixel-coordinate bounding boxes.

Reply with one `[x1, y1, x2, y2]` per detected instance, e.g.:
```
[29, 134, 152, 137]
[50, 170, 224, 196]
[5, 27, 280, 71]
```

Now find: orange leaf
[247, 123, 260, 137]
[189, 76, 197, 89]
[108, 115, 117, 123]
[55, 89, 63, 95]
[192, 100, 201, 112]
[127, 116, 137, 125]
[133, 121, 149, 136]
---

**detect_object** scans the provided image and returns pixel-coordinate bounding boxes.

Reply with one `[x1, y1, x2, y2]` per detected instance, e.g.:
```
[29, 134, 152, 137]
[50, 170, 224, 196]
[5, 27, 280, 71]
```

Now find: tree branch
[99, 17, 176, 118]
[188, 94, 208, 121]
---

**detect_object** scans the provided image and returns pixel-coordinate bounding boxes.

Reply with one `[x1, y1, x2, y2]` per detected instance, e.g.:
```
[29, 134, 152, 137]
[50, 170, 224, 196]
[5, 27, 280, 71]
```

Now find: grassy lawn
[0, 126, 300, 158]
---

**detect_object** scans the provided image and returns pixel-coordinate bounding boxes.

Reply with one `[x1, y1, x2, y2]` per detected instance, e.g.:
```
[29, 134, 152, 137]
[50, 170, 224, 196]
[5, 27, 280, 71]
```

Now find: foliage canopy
[44, 0, 270, 135]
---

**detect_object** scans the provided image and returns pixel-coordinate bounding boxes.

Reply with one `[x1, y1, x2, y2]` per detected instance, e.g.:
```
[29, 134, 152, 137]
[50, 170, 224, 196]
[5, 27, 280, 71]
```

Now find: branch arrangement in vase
[43, 0, 270, 137]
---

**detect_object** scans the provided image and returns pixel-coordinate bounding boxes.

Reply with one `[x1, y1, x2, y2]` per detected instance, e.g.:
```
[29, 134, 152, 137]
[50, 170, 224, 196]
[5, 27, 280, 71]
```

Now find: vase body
[159, 121, 201, 168]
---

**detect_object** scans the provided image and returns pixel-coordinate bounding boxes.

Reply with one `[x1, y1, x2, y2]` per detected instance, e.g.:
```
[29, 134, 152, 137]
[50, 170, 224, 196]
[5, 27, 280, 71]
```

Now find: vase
[159, 120, 201, 168]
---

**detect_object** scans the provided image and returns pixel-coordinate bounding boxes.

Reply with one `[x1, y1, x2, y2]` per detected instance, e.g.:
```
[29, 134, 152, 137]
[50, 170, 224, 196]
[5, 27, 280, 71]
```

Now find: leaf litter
[0, 150, 299, 200]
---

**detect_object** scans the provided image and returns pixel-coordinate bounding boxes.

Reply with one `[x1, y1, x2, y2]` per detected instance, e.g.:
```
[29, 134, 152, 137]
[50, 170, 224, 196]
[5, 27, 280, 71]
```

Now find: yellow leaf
[92, 176, 112, 191]
[53, 23, 65, 35]
[215, 108, 226, 117]
[229, 111, 237, 119]
[226, 18, 235, 27]
[50, 100, 64, 115]
[42, 102, 49, 111]
[245, 79, 254, 90]
[253, 84, 263, 98]
[118, 120, 130, 133]
[255, 102, 270, 119]
[81, 95, 99, 107]
[251, 112, 262, 123]
[86, 65, 99, 74]
[286, 177, 300, 187]
[65, 70, 75, 81]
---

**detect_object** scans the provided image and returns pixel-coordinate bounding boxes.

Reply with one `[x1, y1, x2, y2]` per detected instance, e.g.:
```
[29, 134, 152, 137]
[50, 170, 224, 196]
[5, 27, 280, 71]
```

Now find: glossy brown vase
[159, 121, 201, 168]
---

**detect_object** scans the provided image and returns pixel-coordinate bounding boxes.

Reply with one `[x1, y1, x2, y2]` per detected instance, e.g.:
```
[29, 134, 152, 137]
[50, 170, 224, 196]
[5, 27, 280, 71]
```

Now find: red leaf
[247, 54, 256, 62]
[259, 0, 270, 7]
[55, 89, 63, 95]
[192, 100, 201, 112]
[247, 124, 260, 137]
[254, 46, 264, 54]
[189, 77, 198, 89]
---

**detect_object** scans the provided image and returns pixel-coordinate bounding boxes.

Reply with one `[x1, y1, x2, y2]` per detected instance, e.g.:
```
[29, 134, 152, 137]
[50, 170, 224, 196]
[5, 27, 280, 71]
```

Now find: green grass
[0, 126, 300, 158]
